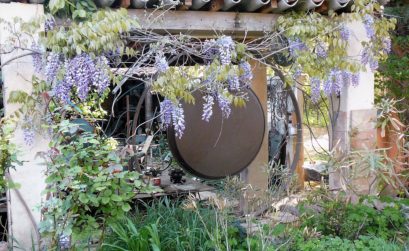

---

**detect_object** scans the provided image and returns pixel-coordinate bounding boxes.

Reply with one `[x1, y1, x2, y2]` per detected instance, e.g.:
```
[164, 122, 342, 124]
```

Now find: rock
[279, 204, 300, 216]
[272, 194, 305, 211]
[303, 204, 324, 214]
[303, 162, 328, 182]
[271, 212, 299, 224]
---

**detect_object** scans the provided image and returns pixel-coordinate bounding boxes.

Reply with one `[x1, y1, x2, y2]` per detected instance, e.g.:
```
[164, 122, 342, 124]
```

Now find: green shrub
[298, 195, 409, 242]
[292, 235, 403, 251]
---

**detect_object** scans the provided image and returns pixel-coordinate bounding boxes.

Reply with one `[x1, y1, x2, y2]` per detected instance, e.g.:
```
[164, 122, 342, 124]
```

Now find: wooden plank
[260, 0, 278, 13]
[240, 59, 269, 213]
[128, 9, 279, 38]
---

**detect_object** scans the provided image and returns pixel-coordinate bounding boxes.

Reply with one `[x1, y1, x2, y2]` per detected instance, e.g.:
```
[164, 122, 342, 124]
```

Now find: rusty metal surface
[168, 89, 265, 179]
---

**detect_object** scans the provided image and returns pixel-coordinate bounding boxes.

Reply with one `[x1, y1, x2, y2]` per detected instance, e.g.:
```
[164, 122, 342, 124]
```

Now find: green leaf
[121, 203, 131, 212]
[111, 194, 122, 202]
[79, 193, 89, 204]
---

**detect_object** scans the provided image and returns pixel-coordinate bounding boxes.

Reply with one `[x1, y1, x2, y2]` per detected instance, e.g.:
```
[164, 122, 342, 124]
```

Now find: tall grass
[102, 198, 243, 251]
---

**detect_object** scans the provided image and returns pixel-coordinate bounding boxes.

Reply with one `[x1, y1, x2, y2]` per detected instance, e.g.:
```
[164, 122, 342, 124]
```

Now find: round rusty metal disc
[167, 89, 265, 179]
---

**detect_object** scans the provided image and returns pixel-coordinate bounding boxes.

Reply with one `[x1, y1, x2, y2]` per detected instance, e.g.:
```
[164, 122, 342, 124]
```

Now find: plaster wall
[0, 3, 46, 249]
[329, 20, 377, 194]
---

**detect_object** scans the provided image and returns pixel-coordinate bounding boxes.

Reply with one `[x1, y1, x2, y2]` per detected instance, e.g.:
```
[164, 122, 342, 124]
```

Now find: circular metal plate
[167, 89, 265, 179]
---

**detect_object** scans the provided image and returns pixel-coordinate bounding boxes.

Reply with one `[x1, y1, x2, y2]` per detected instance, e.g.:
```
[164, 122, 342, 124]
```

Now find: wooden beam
[128, 9, 278, 38]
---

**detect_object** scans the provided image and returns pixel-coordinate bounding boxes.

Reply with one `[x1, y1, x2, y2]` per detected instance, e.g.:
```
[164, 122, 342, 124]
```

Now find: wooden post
[292, 82, 305, 189]
[240, 59, 269, 213]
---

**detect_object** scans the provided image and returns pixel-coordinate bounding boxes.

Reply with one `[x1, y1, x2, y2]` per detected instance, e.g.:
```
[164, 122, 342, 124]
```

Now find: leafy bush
[298, 195, 409, 241]
[39, 121, 153, 247]
[292, 235, 403, 251]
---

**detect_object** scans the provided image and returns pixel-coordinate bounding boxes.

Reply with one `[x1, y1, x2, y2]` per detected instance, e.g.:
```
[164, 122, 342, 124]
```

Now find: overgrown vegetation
[100, 193, 409, 251]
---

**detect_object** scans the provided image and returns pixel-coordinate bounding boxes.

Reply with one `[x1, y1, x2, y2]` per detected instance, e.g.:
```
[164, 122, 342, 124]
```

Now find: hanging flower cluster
[277, 6, 395, 104]
[160, 99, 185, 138]
[155, 36, 252, 138]
[33, 51, 111, 103]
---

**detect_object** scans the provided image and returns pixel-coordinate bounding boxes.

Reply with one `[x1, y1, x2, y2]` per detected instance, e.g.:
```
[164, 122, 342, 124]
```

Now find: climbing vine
[0, 0, 397, 248]
[276, 0, 396, 102]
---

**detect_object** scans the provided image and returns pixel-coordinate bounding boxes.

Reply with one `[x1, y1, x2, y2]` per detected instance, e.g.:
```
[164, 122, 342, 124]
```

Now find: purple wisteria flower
[31, 43, 43, 73]
[315, 42, 327, 58]
[22, 117, 35, 146]
[288, 37, 308, 57]
[202, 95, 214, 122]
[382, 37, 392, 54]
[160, 99, 173, 128]
[92, 56, 110, 93]
[332, 69, 343, 95]
[323, 69, 344, 96]
[351, 73, 359, 87]
[294, 68, 302, 80]
[339, 24, 350, 41]
[363, 14, 375, 39]
[369, 57, 379, 71]
[216, 36, 235, 65]
[23, 127, 35, 146]
[45, 52, 62, 83]
[217, 94, 231, 119]
[160, 99, 186, 138]
[239, 60, 253, 87]
[203, 39, 218, 63]
[360, 47, 371, 66]
[172, 104, 185, 139]
[227, 74, 240, 92]
[53, 81, 70, 102]
[310, 77, 321, 103]
[155, 55, 169, 73]
[44, 16, 56, 32]
[341, 70, 351, 84]
[65, 54, 95, 100]
[323, 79, 332, 97]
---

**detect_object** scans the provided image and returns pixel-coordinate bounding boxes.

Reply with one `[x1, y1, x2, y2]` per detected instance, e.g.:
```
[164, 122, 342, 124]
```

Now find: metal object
[167, 89, 265, 179]
[169, 169, 186, 184]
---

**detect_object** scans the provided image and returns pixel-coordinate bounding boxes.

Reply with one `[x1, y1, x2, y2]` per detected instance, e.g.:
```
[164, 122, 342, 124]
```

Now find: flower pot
[94, 0, 115, 7]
